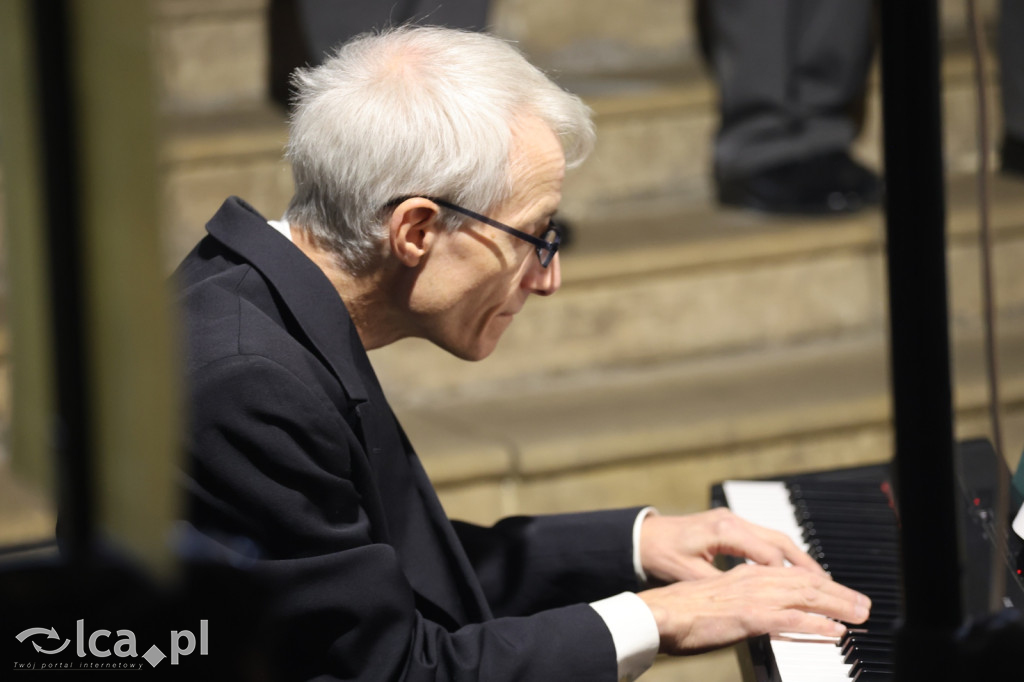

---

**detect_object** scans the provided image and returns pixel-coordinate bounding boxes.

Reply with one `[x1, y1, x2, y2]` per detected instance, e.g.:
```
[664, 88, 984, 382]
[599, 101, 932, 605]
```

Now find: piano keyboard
[722, 478, 901, 681]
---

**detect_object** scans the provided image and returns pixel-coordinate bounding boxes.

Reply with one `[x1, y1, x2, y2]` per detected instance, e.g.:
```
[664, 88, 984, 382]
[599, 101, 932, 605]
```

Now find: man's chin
[438, 330, 506, 362]
[446, 339, 500, 362]
[429, 315, 512, 361]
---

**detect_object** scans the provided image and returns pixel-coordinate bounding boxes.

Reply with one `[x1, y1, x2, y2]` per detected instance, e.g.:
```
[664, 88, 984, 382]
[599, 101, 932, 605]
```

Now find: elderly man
[175, 26, 869, 681]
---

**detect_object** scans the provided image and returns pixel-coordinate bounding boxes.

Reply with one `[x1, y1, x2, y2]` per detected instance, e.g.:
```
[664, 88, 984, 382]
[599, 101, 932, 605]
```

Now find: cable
[966, 0, 1008, 614]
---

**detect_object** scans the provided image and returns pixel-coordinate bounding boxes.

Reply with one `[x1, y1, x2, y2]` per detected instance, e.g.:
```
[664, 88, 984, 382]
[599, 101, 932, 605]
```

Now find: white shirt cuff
[590, 592, 660, 682]
[632, 506, 658, 586]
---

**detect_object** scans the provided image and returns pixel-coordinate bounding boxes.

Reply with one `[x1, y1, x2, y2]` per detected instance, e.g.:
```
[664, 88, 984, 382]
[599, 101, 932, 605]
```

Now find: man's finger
[721, 523, 826, 574]
[773, 569, 872, 625]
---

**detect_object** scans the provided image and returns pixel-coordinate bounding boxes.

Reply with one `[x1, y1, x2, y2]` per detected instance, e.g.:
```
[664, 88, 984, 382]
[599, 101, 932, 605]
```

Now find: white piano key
[722, 480, 855, 681]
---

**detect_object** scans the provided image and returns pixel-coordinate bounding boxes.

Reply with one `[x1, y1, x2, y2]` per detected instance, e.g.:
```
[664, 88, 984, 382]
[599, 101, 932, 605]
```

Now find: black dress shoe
[1002, 134, 1024, 177]
[716, 151, 883, 215]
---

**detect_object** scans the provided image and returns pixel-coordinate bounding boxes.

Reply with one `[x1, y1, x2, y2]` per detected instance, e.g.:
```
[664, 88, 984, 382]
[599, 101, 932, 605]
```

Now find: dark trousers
[703, 0, 1024, 178]
[1000, 0, 1024, 140]
[269, 0, 490, 108]
[702, 0, 875, 180]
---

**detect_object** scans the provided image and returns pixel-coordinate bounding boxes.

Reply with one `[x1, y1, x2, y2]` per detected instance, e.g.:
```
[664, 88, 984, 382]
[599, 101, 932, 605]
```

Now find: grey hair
[283, 25, 595, 274]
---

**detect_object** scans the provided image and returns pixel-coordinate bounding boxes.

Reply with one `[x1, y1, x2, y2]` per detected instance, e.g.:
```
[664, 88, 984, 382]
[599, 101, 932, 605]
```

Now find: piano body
[711, 438, 1024, 681]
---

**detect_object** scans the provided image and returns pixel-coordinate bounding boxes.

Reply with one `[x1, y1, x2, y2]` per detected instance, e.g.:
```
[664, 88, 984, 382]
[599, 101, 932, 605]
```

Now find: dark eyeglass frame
[385, 196, 562, 268]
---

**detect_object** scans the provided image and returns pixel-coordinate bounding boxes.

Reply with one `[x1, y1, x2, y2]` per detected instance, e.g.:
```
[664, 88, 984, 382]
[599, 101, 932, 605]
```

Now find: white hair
[283, 25, 595, 274]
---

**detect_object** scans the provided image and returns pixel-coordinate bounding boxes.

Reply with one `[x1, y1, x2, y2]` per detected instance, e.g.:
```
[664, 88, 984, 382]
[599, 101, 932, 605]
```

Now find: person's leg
[999, 0, 1024, 175]
[299, 0, 490, 61]
[706, 0, 879, 213]
[270, 1, 490, 109]
[792, 0, 875, 164]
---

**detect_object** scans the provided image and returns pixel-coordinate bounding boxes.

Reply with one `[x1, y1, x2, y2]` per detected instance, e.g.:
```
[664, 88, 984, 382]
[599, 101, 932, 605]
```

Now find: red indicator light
[974, 498, 981, 506]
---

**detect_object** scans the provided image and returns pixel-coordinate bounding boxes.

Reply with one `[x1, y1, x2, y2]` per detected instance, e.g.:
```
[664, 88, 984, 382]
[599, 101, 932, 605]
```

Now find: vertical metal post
[0, 1, 58, 511]
[879, 2, 965, 677]
[70, 0, 180, 580]
[1, 0, 179, 580]
[30, 0, 96, 570]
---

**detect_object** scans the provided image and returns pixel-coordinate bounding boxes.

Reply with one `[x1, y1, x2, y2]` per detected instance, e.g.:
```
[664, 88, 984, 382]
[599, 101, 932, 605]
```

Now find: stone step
[405, 317, 1024, 526]
[496, 0, 996, 79]
[159, 104, 292, 267]
[154, 47, 1001, 248]
[152, 0, 268, 114]
[369, 172, 1024, 399]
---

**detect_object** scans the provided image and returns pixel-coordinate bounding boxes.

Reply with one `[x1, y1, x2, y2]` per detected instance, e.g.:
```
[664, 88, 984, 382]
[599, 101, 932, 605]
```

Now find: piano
[711, 439, 1024, 681]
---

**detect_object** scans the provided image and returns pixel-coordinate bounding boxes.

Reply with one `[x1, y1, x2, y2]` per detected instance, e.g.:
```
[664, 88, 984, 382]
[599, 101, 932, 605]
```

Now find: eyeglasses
[386, 196, 562, 268]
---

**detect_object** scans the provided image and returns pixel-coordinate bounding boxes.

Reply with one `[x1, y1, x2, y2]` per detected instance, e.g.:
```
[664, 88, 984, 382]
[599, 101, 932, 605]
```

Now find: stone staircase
[4, 0, 1023, 679]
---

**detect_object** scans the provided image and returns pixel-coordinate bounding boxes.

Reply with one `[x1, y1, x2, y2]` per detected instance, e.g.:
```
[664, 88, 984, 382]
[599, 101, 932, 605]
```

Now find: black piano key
[813, 551, 901, 565]
[793, 499, 890, 512]
[832, 578, 902, 595]
[793, 495, 892, 509]
[811, 546, 901, 563]
[850, 626, 897, 640]
[820, 550, 900, 563]
[843, 643, 894, 665]
[814, 551, 897, 565]
[844, 646, 895, 663]
[803, 523, 900, 541]
[850, 659, 894, 678]
[808, 534, 900, 546]
[844, 607, 901, 624]
[840, 628, 872, 643]
[793, 488, 886, 498]
[817, 544, 899, 558]
[789, 481, 888, 496]
[841, 633, 892, 656]
[828, 572, 902, 587]
[792, 488, 888, 500]
[821, 566, 901, 580]
[815, 552, 900, 568]
[851, 602, 902, 615]
[835, 588, 900, 604]
[794, 498, 892, 511]
[830, 564, 901, 574]
[795, 508, 897, 524]
[824, 572, 901, 588]
[842, 604, 900, 621]
[807, 523, 897, 538]
[810, 542, 902, 557]
[852, 670, 895, 681]
[797, 505, 891, 518]
[842, 634, 895, 655]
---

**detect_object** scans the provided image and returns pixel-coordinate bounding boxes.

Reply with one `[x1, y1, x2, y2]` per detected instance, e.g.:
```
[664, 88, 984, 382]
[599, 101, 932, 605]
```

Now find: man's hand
[639, 508, 824, 583]
[638, 563, 871, 655]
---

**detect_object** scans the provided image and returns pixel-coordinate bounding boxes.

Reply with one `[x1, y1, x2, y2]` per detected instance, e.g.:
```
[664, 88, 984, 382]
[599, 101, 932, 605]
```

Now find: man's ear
[389, 198, 442, 267]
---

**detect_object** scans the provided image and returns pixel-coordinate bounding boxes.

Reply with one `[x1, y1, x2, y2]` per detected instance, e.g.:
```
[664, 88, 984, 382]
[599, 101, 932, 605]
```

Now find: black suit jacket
[174, 197, 643, 680]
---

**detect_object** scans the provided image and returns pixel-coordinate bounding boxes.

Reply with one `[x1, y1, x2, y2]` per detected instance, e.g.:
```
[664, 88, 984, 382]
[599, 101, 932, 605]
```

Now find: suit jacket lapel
[351, 344, 490, 628]
[204, 197, 369, 406]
